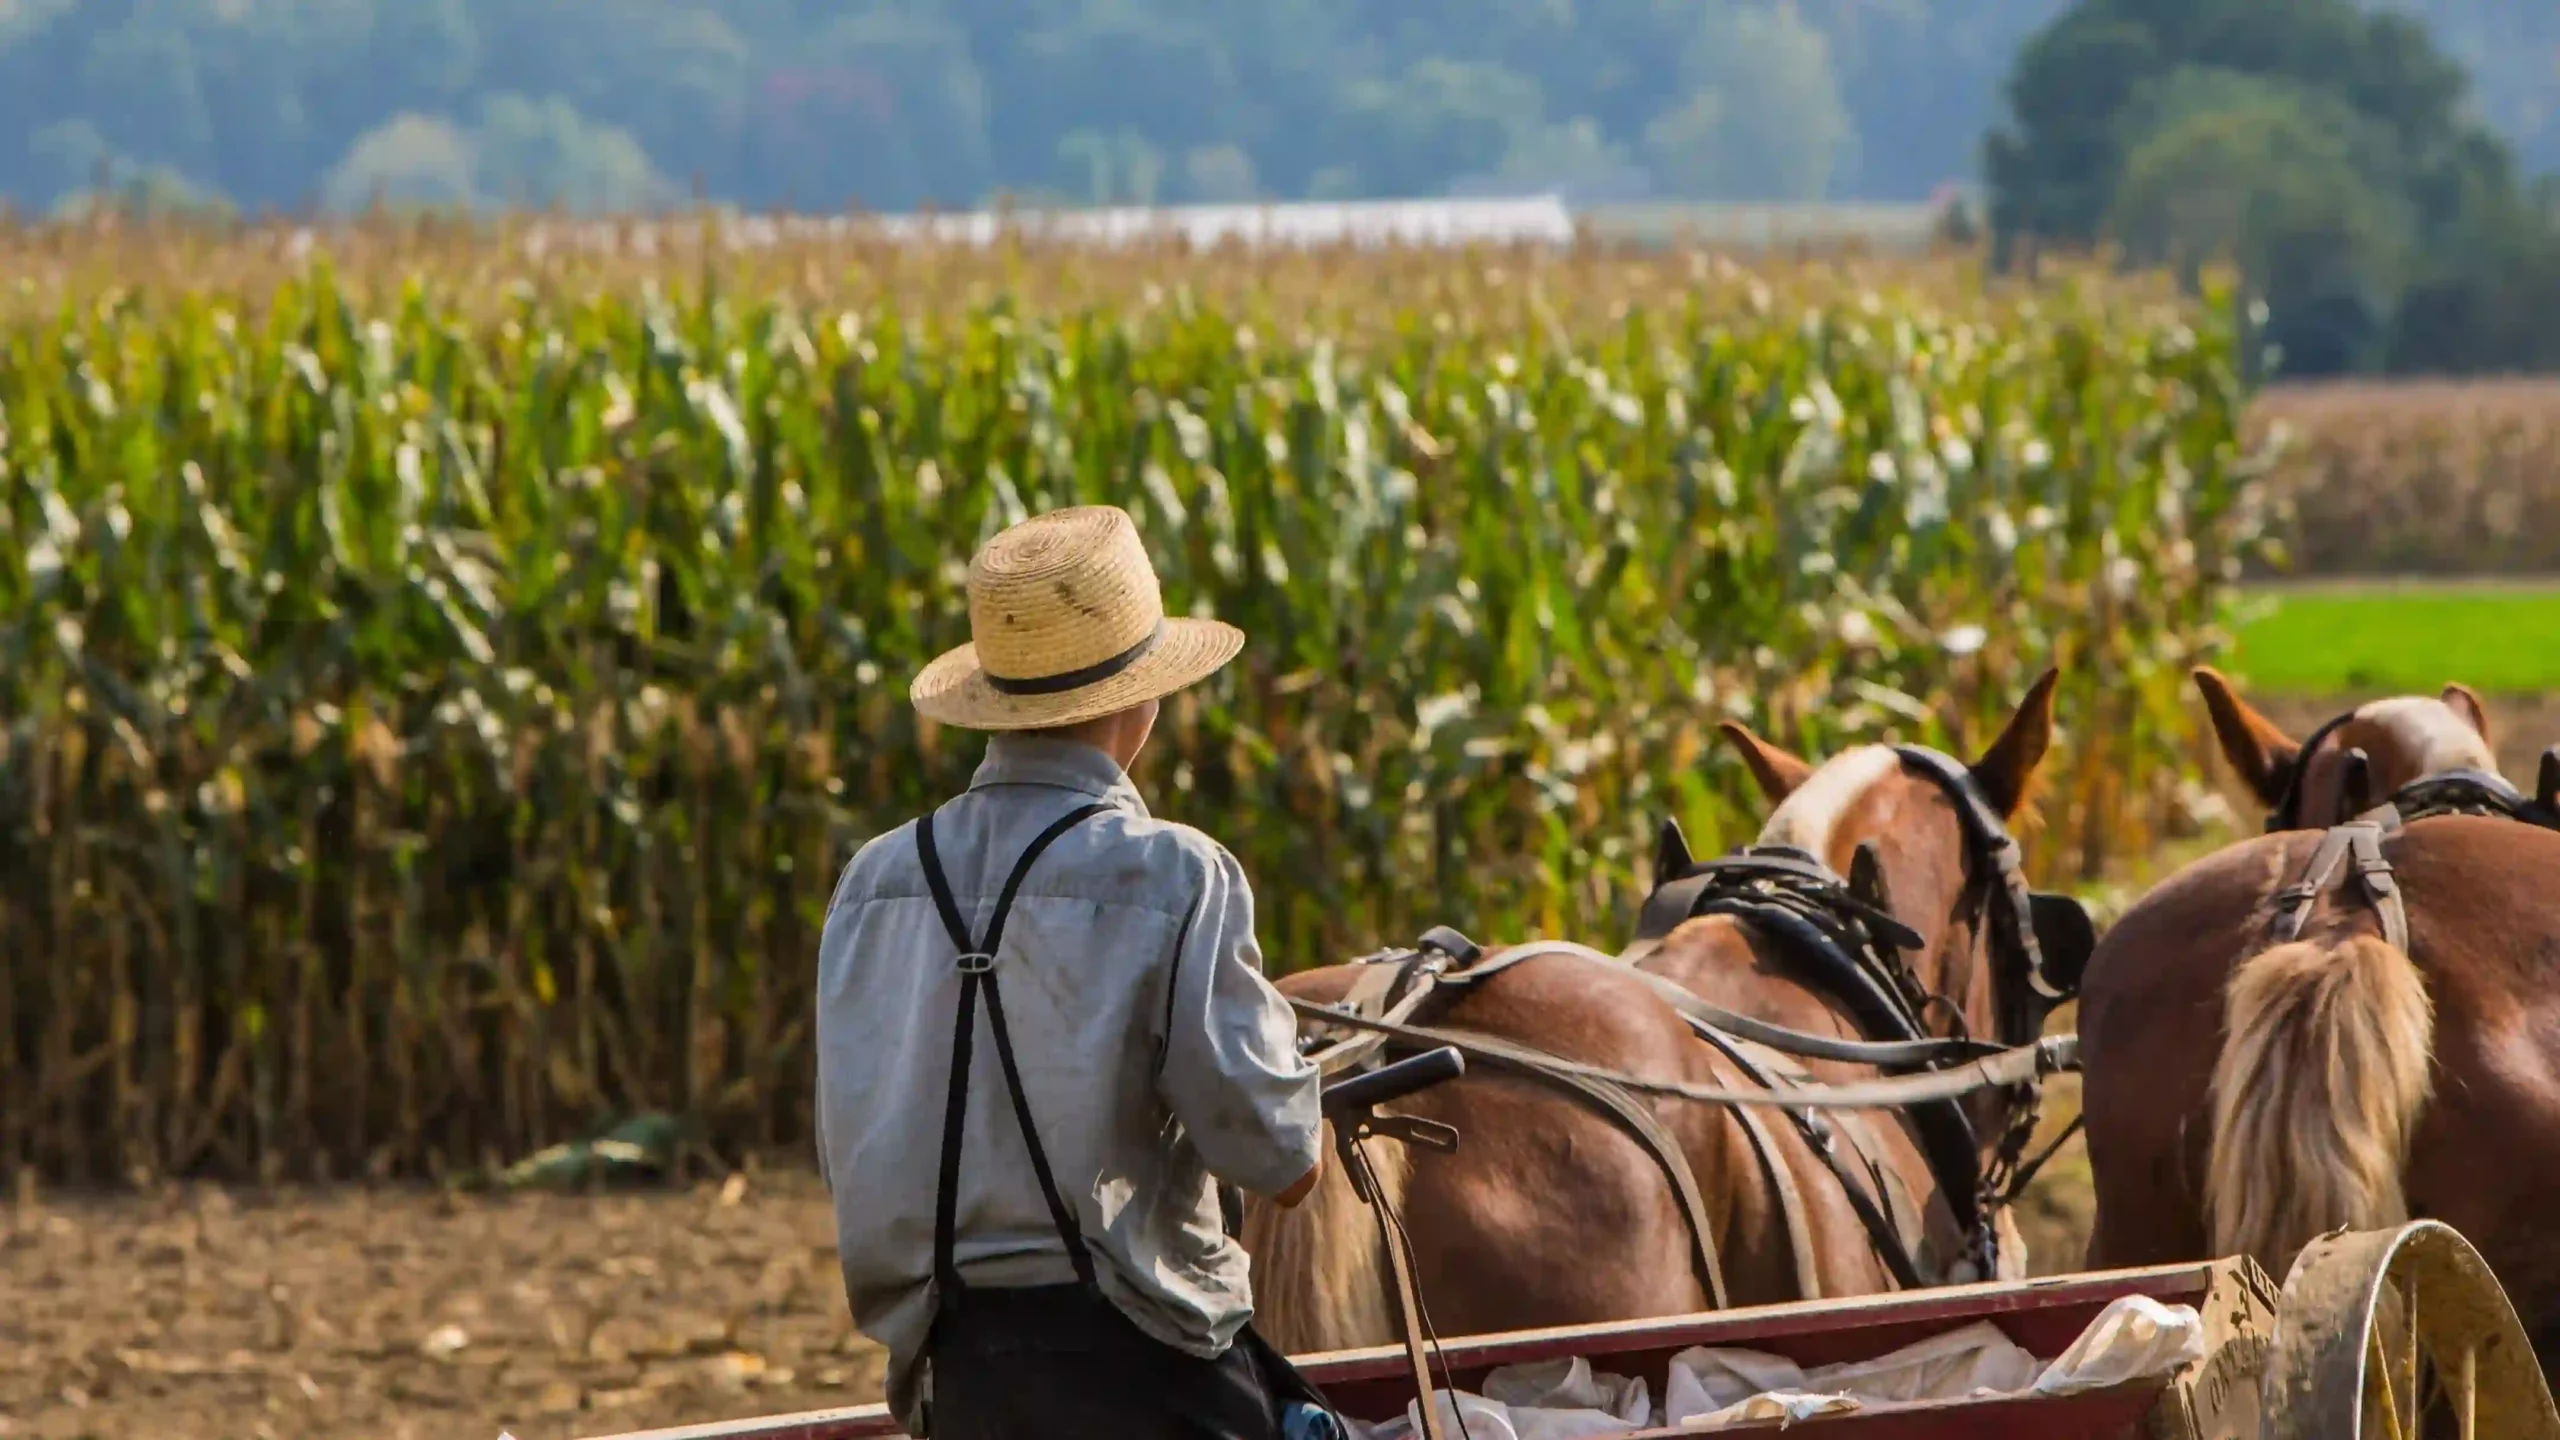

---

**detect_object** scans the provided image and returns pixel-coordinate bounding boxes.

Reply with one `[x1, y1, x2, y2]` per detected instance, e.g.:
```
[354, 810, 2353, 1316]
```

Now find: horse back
[2078, 817, 2560, 1335]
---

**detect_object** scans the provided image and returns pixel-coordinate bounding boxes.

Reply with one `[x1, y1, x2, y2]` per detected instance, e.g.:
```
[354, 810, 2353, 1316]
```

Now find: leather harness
[2263, 706, 2560, 835]
[2263, 743, 2560, 963]
[1297, 930, 1738, 1310]
[1620, 744, 2087, 1293]
[1291, 744, 2096, 1307]
[2259, 725, 2560, 953]
[2272, 808, 2408, 950]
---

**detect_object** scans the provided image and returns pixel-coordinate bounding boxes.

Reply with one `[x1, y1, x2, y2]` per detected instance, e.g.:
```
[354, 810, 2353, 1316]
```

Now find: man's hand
[1272, 1156, 1322, 1209]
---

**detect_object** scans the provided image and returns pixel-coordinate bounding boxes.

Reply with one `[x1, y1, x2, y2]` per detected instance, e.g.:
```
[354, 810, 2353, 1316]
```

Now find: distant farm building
[858, 196, 1579, 249]
[849, 195, 1955, 253]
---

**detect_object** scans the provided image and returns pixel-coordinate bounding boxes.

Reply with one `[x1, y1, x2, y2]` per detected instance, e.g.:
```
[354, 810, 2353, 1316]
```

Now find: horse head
[1645, 667, 2069, 1056]
[2192, 667, 2496, 831]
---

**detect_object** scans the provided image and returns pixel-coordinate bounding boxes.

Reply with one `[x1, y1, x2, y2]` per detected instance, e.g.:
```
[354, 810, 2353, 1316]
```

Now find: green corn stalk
[0, 229, 2267, 1184]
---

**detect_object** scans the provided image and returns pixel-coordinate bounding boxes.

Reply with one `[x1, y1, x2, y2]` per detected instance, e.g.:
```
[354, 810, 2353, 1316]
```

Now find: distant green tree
[1986, 0, 2551, 374]
[1328, 59, 1546, 200]
[1054, 128, 1167, 206]
[1180, 144, 1259, 203]
[473, 95, 670, 213]
[321, 98, 667, 213]
[322, 113, 477, 211]
[1988, 0, 2492, 248]
[1459, 117, 1652, 203]
[50, 162, 234, 223]
[2105, 73, 2412, 373]
[1644, 3, 1854, 202]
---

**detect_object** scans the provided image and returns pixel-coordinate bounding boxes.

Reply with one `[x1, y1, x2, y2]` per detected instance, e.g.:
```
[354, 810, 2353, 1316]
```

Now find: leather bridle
[1627, 744, 2093, 1283]
[2264, 709, 2560, 833]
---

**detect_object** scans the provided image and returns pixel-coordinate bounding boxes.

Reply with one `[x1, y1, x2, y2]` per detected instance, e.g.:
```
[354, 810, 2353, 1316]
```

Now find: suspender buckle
[954, 950, 998, 975]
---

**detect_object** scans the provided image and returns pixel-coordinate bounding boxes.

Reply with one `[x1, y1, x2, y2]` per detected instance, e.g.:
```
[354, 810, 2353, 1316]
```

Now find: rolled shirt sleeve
[1157, 844, 1323, 1198]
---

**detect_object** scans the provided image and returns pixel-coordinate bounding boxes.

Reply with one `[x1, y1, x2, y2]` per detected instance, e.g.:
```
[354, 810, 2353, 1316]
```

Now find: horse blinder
[1655, 817, 1696, 887]
[2025, 891, 2095, 1001]
[1892, 744, 2085, 1011]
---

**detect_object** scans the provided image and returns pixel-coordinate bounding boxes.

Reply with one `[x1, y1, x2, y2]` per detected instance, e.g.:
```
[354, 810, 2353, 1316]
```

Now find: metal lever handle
[1322, 1046, 1465, 1117]
[1363, 1113, 1460, 1154]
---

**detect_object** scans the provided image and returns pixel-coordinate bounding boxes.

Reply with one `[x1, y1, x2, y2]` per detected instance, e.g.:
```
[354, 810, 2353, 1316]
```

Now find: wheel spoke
[2406, 1272, 2422, 1440]
[2458, 1345, 2478, 1440]
[2370, 1323, 2407, 1440]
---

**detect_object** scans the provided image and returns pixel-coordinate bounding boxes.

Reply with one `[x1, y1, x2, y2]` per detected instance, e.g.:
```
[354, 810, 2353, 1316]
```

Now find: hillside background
[4, 0, 2550, 219]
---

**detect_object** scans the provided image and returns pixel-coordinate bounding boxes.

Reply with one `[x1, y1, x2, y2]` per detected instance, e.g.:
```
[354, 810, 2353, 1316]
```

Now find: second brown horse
[2078, 673, 2560, 1374]
[1243, 671, 2079, 1353]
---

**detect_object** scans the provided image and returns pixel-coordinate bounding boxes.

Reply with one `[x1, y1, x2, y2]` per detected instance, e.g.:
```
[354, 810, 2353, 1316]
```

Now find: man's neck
[1031, 715, 1142, 770]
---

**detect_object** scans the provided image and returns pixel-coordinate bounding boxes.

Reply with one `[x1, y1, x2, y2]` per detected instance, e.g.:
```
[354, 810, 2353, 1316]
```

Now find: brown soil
[1, 1170, 881, 1440]
[3, 1157, 2107, 1440]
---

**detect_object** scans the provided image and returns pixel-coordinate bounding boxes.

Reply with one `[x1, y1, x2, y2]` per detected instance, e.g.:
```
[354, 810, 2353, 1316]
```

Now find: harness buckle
[954, 950, 998, 975]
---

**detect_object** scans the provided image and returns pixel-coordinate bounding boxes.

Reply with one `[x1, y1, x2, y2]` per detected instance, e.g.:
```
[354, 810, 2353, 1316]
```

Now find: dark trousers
[928, 1284, 1287, 1440]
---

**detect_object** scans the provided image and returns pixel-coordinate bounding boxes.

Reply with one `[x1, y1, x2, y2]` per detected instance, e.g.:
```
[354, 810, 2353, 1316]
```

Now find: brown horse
[1632, 667, 2076, 1294]
[1242, 672, 2076, 1354]
[2077, 673, 2560, 1369]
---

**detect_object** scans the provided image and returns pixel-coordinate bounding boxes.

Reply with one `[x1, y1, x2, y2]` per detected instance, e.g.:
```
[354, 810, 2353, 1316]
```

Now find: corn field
[0, 217, 2268, 1185]
[2252, 378, 2560, 576]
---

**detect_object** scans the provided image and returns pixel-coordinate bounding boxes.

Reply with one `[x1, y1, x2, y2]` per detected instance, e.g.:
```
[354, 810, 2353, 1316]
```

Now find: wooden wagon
[585, 1217, 2555, 1440]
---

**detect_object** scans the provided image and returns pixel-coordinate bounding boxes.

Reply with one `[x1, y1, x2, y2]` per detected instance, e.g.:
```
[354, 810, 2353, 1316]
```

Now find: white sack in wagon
[1343, 1293, 2207, 1437]
[1664, 1293, 2209, 1429]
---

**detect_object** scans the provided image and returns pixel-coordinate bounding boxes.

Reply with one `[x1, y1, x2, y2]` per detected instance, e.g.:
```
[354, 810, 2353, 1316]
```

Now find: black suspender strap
[920, 801, 1112, 1300]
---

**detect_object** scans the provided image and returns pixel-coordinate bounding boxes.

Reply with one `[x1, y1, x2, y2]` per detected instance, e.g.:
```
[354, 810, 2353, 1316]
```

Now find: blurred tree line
[0, 0, 2080, 217]
[4, 0, 2556, 376]
[1991, 0, 2560, 377]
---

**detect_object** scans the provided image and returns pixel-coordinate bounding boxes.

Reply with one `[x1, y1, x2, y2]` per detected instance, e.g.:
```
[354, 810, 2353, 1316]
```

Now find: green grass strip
[2230, 582, 2560, 695]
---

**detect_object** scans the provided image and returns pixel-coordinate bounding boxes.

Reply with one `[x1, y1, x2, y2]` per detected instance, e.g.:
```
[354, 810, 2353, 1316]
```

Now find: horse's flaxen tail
[2205, 936, 2434, 1277]
[1239, 1122, 1409, 1356]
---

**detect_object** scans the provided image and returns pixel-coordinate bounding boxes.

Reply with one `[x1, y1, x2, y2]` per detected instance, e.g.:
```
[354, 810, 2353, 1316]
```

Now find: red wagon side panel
[581, 1258, 2269, 1440]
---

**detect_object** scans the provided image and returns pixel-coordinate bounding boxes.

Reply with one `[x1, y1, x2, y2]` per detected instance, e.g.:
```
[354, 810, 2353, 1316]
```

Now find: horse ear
[2442, 683, 2491, 745]
[2193, 666, 2299, 808]
[1718, 721, 1815, 805]
[1654, 818, 1695, 883]
[1970, 666, 2060, 819]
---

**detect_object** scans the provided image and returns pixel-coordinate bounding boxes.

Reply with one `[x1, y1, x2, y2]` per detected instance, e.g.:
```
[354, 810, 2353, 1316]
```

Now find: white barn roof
[860, 195, 1579, 249]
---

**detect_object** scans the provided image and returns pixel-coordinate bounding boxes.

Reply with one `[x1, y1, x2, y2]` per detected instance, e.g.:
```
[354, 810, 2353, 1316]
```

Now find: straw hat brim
[910, 617, 1244, 731]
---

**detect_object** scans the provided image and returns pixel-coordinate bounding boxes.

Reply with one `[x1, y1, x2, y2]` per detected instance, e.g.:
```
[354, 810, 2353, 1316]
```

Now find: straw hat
[910, 506, 1244, 731]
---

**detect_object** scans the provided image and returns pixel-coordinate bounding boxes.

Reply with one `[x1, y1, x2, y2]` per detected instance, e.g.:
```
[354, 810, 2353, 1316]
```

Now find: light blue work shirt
[815, 735, 1322, 1434]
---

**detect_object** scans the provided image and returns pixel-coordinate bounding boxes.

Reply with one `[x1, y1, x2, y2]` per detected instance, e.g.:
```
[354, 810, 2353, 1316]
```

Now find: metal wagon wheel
[2263, 1220, 2560, 1440]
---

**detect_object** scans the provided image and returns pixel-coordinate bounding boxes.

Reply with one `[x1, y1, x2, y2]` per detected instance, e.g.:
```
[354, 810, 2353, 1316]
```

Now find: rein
[1290, 994, 2079, 1112]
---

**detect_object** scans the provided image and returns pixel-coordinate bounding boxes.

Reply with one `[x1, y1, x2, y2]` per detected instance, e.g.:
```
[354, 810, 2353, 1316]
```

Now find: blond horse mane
[1240, 1121, 1410, 1355]
[2205, 934, 2435, 1276]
